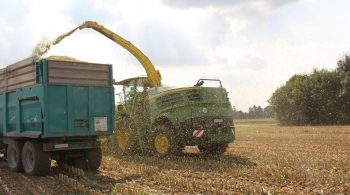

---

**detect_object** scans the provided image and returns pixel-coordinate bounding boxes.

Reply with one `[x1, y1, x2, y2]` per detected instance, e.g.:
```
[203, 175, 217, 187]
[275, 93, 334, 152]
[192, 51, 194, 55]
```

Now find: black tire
[22, 141, 50, 175]
[153, 123, 181, 156]
[7, 140, 23, 172]
[86, 148, 102, 170]
[73, 148, 102, 171]
[198, 143, 228, 155]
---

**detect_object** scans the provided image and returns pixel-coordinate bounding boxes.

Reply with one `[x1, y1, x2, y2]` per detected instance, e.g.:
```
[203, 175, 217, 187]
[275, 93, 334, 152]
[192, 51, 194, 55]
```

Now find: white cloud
[23, 0, 72, 38]
[0, 17, 16, 33]
[0, 17, 12, 52]
[1, 0, 350, 111]
[236, 55, 268, 70]
[161, 0, 301, 9]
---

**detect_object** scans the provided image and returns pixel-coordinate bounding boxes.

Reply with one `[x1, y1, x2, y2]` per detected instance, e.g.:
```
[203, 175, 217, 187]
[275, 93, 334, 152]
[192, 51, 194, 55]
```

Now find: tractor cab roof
[115, 77, 150, 87]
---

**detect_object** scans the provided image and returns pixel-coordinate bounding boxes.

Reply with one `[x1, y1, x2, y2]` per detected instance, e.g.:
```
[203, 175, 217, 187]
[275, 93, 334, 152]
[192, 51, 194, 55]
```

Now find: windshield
[147, 86, 176, 95]
[121, 78, 149, 100]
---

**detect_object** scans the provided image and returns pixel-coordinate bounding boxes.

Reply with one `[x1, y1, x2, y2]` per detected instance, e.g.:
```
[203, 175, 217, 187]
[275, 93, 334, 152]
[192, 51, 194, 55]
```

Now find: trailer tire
[7, 140, 23, 172]
[86, 148, 102, 170]
[22, 141, 50, 175]
[73, 148, 102, 171]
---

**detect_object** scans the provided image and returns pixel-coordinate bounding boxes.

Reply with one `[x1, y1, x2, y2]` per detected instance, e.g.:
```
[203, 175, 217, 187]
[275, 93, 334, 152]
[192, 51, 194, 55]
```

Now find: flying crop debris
[32, 27, 80, 57]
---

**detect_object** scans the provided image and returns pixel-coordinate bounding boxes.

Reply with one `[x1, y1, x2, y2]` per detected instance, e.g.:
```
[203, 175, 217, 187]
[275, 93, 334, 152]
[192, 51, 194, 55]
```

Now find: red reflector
[192, 130, 204, 138]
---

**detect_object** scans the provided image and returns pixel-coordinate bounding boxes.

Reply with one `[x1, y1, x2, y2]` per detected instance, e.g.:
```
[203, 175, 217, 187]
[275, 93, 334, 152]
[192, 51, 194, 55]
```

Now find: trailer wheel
[22, 141, 50, 175]
[7, 140, 23, 172]
[86, 148, 102, 170]
[153, 123, 181, 156]
[73, 148, 102, 171]
[198, 143, 228, 155]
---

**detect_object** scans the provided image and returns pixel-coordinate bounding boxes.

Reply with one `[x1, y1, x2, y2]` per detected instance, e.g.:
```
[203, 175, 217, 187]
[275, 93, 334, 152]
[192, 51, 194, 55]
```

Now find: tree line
[269, 53, 350, 125]
[233, 105, 275, 119]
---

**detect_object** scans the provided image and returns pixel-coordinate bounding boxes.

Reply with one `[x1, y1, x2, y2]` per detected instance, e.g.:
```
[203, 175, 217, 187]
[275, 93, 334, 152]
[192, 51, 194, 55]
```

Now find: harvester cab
[116, 77, 150, 97]
[115, 77, 150, 114]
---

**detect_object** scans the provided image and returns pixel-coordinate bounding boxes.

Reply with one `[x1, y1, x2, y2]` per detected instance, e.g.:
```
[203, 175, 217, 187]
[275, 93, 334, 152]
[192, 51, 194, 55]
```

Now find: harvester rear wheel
[22, 141, 50, 175]
[153, 123, 181, 156]
[7, 140, 23, 172]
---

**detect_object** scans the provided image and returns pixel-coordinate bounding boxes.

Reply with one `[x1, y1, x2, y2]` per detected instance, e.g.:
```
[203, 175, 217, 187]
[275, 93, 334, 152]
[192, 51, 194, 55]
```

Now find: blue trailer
[0, 56, 114, 175]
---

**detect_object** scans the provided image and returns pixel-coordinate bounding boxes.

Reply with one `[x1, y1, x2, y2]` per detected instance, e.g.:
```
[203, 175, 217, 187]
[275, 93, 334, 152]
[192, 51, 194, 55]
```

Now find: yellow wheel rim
[155, 133, 170, 155]
[116, 128, 128, 151]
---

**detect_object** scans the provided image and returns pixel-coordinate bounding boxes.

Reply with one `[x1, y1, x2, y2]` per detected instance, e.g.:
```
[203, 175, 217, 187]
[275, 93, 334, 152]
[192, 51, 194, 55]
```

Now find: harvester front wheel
[153, 123, 180, 156]
[7, 140, 23, 172]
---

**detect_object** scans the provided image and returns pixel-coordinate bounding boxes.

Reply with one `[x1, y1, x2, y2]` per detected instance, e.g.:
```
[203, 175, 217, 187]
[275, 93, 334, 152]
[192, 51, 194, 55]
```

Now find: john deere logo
[202, 108, 208, 113]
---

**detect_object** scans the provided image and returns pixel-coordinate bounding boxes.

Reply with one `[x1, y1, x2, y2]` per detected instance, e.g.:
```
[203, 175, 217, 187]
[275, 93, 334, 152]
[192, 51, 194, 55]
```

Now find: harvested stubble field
[0, 119, 349, 194]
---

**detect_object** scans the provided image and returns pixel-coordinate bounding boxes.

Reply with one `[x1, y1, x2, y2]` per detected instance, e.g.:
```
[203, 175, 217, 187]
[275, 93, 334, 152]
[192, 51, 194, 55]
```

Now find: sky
[1, 0, 350, 111]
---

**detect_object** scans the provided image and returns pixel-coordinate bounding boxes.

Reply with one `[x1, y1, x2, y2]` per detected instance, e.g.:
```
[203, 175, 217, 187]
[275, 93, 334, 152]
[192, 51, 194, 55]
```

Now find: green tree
[263, 105, 275, 118]
[269, 53, 350, 125]
[248, 105, 264, 118]
[337, 55, 350, 121]
[269, 62, 349, 125]
[307, 70, 342, 124]
[269, 74, 311, 125]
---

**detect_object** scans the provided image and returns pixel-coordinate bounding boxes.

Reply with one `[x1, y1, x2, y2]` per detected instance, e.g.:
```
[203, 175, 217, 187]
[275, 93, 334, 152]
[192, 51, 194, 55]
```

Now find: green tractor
[114, 77, 235, 156]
